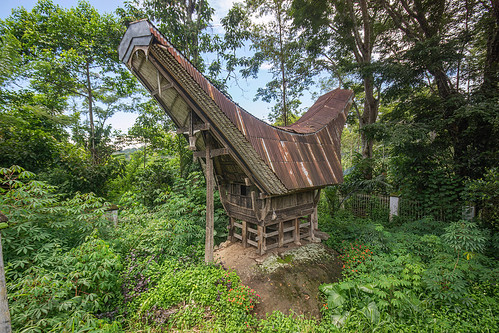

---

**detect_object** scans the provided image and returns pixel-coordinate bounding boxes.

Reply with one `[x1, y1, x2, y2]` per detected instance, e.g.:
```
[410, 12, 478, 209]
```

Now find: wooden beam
[258, 225, 265, 255]
[176, 123, 210, 134]
[188, 110, 196, 150]
[204, 134, 214, 263]
[265, 230, 279, 238]
[193, 148, 229, 158]
[188, 135, 197, 151]
[228, 217, 235, 242]
[311, 205, 319, 231]
[242, 221, 248, 248]
[0, 212, 12, 332]
[0, 232, 12, 333]
[278, 221, 284, 248]
[294, 218, 301, 245]
[151, 82, 173, 96]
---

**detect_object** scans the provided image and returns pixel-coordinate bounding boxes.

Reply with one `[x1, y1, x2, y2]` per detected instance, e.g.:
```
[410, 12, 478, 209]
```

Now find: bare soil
[214, 240, 343, 319]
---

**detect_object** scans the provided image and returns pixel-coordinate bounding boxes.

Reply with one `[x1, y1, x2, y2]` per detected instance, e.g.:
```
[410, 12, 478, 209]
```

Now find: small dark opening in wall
[241, 185, 248, 196]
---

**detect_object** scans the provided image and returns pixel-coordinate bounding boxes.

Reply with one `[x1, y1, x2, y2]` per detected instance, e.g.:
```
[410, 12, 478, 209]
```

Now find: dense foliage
[2, 160, 498, 332]
[318, 209, 498, 332]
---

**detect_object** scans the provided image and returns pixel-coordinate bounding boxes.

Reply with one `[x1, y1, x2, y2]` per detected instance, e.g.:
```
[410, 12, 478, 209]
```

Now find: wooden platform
[228, 212, 319, 255]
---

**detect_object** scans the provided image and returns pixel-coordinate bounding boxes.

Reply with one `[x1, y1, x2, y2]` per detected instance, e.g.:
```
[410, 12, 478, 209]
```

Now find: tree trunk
[481, 0, 499, 95]
[277, 2, 288, 126]
[360, 73, 378, 160]
[345, 0, 378, 160]
[86, 61, 95, 163]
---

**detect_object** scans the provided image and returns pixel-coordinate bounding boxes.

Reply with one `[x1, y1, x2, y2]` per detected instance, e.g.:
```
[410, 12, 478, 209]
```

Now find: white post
[389, 196, 399, 221]
[462, 206, 475, 221]
[0, 212, 12, 333]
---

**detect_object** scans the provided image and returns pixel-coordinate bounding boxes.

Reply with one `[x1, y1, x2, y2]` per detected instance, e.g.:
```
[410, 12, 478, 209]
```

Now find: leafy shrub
[319, 208, 499, 331]
[125, 259, 260, 331]
[321, 247, 426, 327]
[398, 216, 447, 236]
[115, 208, 204, 261]
[1, 166, 122, 331]
[320, 210, 374, 250]
[422, 220, 492, 308]
[258, 311, 323, 332]
[0, 166, 114, 279]
[463, 168, 499, 229]
[9, 236, 122, 331]
[115, 168, 228, 261]
[442, 220, 487, 258]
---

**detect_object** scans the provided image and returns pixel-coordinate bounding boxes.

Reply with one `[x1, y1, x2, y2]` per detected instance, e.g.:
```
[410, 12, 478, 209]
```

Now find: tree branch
[346, 0, 366, 61]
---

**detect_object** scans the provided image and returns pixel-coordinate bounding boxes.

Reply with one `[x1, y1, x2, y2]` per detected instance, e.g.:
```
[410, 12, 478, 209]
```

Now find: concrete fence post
[462, 205, 476, 221]
[389, 196, 399, 221]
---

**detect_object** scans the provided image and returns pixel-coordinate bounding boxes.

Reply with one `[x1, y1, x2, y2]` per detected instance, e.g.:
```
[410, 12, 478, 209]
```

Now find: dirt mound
[214, 241, 343, 318]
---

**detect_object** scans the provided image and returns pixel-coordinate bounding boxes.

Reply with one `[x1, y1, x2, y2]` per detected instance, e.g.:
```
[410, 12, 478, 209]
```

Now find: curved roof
[119, 20, 354, 195]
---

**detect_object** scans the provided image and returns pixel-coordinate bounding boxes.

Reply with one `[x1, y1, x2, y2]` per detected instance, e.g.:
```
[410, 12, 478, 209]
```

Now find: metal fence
[338, 193, 468, 222]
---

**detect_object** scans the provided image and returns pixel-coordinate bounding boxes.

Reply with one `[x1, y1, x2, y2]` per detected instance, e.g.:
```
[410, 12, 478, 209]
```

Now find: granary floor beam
[193, 148, 228, 159]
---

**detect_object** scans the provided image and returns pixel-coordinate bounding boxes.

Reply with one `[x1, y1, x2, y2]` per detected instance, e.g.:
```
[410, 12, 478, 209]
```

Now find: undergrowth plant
[124, 258, 260, 331]
[1, 166, 122, 331]
[319, 210, 499, 331]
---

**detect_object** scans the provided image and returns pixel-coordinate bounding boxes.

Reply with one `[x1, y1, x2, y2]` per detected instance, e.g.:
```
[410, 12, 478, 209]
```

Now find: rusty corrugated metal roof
[119, 20, 354, 194]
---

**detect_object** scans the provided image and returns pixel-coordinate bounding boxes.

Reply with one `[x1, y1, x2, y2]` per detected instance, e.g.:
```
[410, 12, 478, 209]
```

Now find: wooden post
[258, 225, 265, 255]
[278, 220, 284, 247]
[204, 134, 214, 263]
[309, 214, 317, 242]
[311, 206, 320, 242]
[294, 218, 301, 245]
[262, 225, 266, 254]
[312, 205, 318, 231]
[228, 217, 235, 242]
[0, 212, 12, 333]
[242, 221, 248, 247]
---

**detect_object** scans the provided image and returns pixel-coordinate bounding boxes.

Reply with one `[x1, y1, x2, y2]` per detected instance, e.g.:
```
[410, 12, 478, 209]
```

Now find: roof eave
[118, 20, 154, 64]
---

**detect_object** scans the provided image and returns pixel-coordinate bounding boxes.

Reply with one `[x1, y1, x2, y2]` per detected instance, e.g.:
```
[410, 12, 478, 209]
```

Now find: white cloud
[210, 0, 240, 29]
[208, 0, 274, 35]
[260, 62, 273, 70]
[212, 0, 239, 13]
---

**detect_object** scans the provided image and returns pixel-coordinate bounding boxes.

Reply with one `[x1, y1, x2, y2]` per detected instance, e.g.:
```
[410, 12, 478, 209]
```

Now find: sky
[0, 0, 318, 132]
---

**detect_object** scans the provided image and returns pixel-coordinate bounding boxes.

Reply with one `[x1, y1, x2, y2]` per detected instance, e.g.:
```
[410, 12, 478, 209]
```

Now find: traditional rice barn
[119, 20, 354, 262]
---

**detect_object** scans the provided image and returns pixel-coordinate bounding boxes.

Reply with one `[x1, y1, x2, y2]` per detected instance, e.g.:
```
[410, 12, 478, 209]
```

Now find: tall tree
[130, 0, 243, 92]
[379, 0, 499, 180]
[224, 0, 315, 126]
[293, 0, 386, 158]
[136, 0, 215, 71]
[2, 0, 137, 164]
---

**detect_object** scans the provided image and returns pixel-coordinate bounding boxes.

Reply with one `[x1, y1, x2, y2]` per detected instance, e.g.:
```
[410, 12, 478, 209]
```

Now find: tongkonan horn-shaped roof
[119, 20, 354, 196]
